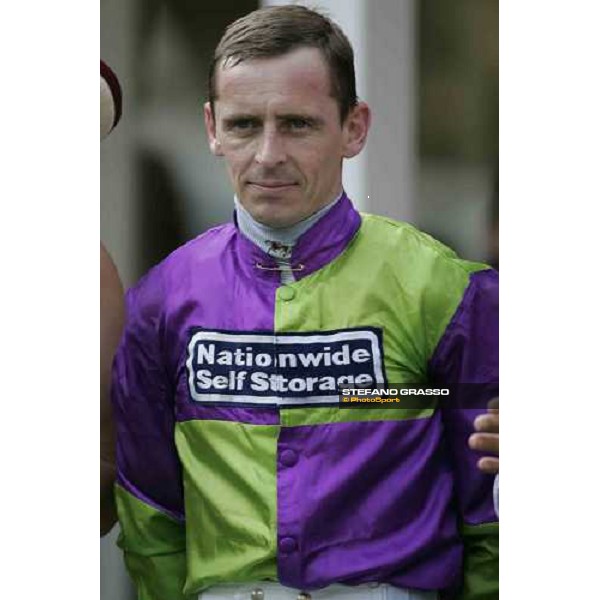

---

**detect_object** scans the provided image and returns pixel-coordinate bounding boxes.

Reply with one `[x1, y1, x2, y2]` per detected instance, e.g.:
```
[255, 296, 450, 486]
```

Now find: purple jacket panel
[428, 269, 499, 526]
[112, 275, 185, 518]
[277, 415, 461, 591]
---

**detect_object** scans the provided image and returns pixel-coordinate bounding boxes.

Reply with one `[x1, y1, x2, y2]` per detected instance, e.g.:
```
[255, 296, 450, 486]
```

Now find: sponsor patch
[186, 328, 386, 407]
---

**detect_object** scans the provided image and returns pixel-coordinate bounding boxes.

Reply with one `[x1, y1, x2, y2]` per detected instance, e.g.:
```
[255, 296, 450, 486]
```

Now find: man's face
[205, 47, 370, 228]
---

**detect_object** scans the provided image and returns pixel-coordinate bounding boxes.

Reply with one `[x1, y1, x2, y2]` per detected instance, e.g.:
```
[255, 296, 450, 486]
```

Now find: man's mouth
[248, 181, 298, 189]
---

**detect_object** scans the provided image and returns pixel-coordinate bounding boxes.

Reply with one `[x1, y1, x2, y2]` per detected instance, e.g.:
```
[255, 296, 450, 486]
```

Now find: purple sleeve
[429, 269, 499, 525]
[111, 275, 184, 520]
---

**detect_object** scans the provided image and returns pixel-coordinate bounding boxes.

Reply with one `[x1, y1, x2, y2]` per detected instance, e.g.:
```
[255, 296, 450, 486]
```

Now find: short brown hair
[208, 5, 358, 123]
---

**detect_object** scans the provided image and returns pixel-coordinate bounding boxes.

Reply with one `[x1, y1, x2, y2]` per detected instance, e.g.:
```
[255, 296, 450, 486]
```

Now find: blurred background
[100, 0, 498, 597]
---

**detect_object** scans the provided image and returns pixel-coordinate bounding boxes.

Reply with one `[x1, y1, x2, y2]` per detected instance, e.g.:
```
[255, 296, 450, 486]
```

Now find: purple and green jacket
[112, 194, 499, 600]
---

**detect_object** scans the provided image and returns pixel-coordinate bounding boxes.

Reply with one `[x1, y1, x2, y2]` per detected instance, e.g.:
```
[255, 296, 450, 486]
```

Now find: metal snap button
[296, 593, 312, 600]
[250, 588, 264, 600]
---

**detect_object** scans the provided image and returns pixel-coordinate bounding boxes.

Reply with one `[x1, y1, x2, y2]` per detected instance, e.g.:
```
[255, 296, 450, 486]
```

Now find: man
[470, 399, 499, 476]
[112, 6, 498, 599]
[470, 398, 500, 517]
[101, 243, 123, 535]
[100, 59, 124, 536]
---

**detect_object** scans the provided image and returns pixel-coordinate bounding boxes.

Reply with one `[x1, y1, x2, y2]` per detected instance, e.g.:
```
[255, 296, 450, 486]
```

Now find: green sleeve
[116, 485, 193, 600]
[457, 522, 499, 600]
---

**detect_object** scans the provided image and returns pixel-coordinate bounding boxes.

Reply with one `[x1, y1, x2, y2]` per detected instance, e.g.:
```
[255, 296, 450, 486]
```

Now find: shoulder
[126, 223, 236, 323]
[358, 213, 490, 282]
[101, 243, 124, 332]
[101, 243, 124, 301]
[357, 214, 497, 354]
[131, 223, 235, 292]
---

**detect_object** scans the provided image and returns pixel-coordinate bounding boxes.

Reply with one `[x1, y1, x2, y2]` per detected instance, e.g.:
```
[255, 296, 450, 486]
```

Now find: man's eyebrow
[222, 114, 261, 124]
[277, 114, 324, 125]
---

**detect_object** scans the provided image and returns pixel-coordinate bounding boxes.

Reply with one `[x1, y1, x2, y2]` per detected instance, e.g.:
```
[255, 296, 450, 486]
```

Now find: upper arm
[100, 244, 124, 464]
[110, 266, 188, 595]
[100, 244, 125, 535]
[429, 269, 499, 599]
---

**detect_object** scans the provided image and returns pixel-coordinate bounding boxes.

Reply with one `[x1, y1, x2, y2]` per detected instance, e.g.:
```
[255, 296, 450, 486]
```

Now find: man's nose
[254, 130, 286, 167]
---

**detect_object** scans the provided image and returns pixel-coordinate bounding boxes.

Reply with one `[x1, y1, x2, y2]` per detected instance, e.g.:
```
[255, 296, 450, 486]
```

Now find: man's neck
[234, 191, 343, 261]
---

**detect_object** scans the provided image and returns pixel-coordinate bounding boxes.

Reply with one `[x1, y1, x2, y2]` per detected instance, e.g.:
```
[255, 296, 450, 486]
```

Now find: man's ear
[203, 102, 223, 156]
[342, 101, 371, 159]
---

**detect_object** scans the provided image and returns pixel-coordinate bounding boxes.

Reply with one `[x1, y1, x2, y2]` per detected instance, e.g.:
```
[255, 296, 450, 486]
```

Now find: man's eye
[229, 119, 258, 131]
[287, 118, 310, 130]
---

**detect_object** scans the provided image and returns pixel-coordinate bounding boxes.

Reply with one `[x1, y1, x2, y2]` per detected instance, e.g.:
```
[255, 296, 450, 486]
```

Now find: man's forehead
[214, 47, 334, 103]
